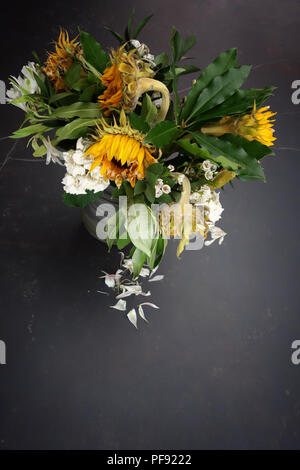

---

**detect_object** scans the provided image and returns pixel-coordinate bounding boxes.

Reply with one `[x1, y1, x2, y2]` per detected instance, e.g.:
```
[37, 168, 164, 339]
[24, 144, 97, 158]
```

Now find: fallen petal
[110, 299, 127, 311]
[140, 302, 159, 309]
[138, 305, 149, 323]
[149, 275, 164, 282]
[127, 309, 138, 329]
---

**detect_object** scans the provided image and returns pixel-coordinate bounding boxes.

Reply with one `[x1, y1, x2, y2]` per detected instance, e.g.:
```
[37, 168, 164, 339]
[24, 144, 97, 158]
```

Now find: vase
[81, 186, 118, 242]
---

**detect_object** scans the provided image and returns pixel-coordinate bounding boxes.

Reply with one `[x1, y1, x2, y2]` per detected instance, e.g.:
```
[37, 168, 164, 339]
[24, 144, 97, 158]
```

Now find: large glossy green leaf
[55, 118, 98, 141]
[144, 121, 178, 147]
[180, 48, 238, 122]
[191, 132, 272, 181]
[52, 102, 101, 119]
[64, 62, 82, 89]
[80, 30, 109, 73]
[141, 93, 158, 124]
[194, 86, 276, 122]
[132, 248, 147, 278]
[11, 123, 58, 139]
[128, 113, 150, 134]
[186, 65, 251, 122]
[177, 138, 211, 159]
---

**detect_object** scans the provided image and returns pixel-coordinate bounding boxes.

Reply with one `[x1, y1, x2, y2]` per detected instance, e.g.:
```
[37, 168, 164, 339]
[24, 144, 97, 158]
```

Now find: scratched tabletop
[0, 0, 299, 450]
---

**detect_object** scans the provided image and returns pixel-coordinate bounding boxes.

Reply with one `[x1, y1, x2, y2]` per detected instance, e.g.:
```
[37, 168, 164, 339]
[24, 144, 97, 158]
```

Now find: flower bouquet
[7, 14, 276, 326]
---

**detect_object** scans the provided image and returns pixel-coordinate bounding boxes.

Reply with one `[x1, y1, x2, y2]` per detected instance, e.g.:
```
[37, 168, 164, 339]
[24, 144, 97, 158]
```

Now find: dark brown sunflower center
[111, 157, 130, 169]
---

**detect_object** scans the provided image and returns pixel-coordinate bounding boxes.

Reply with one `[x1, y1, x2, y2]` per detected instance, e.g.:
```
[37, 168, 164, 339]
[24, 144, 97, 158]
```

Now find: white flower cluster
[202, 160, 218, 181]
[6, 62, 44, 111]
[155, 178, 171, 198]
[62, 138, 110, 195]
[190, 185, 226, 245]
[130, 39, 156, 66]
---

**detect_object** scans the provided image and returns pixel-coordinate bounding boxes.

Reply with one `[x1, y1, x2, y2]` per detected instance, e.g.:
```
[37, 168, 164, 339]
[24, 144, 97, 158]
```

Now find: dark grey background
[0, 0, 299, 450]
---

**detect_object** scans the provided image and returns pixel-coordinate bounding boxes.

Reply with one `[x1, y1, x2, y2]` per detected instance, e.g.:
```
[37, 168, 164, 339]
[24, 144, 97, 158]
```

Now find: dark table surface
[0, 0, 299, 450]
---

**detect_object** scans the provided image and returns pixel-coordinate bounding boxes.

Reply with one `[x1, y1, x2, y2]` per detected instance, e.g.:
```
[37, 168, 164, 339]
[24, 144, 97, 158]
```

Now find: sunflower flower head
[201, 102, 276, 147]
[98, 44, 155, 116]
[84, 110, 157, 188]
[43, 30, 82, 92]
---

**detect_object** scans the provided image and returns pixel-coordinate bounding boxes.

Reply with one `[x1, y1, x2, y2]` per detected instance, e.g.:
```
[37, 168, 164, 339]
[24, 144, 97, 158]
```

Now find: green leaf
[132, 248, 146, 277]
[164, 65, 200, 80]
[52, 102, 101, 119]
[145, 183, 155, 203]
[49, 92, 77, 104]
[80, 29, 109, 73]
[117, 233, 131, 250]
[191, 132, 271, 181]
[79, 84, 97, 102]
[141, 93, 158, 124]
[134, 180, 147, 195]
[128, 113, 150, 133]
[55, 118, 98, 141]
[177, 138, 211, 159]
[155, 53, 169, 68]
[133, 14, 153, 39]
[104, 27, 124, 44]
[144, 121, 178, 147]
[125, 10, 135, 41]
[32, 71, 49, 98]
[170, 28, 196, 64]
[127, 204, 156, 257]
[195, 86, 276, 122]
[63, 190, 103, 208]
[180, 48, 238, 122]
[64, 62, 82, 89]
[187, 65, 251, 122]
[11, 123, 56, 139]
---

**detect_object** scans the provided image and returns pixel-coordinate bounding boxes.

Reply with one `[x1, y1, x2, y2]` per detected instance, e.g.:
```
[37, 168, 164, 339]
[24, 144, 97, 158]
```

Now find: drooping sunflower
[201, 102, 276, 147]
[98, 45, 170, 121]
[43, 30, 82, 92]
[84, 110, 157, 188]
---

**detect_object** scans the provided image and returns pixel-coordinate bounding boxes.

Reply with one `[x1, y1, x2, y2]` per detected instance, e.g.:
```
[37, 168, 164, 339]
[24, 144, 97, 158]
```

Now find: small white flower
[62, 138, 110, 195]
[44, 137, 64, 166]
[202, 160, 212, 171]
[155, 187, 163, 198]
[211, 163, 218, 172]
[178, 174, 185, 185]
[162, 184, 171, 194]
[167, 164, 175, 172]
[156, 178, 163, 186]
[6, 62, 44, 111]
[204, 170, 214, 181]
[190, 192, 201, 203]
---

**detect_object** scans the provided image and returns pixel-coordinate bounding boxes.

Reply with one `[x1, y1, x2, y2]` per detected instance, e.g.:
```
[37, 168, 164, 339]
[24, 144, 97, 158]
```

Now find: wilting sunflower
[43, 30, 82, 92]
[201, 102, 276, 147]
[84, 110, 157, 188]
[98, 45, 170, 121]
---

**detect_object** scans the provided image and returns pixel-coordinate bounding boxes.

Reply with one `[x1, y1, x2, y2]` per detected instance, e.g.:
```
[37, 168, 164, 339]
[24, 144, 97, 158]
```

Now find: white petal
[110, 299, 127, 311]
[149, 275, 164, 282]
[140, 302, 159, 309]
[127, 309, 138, 329]
[105, 276, 115, 288]
[138, 305, 149, 323]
